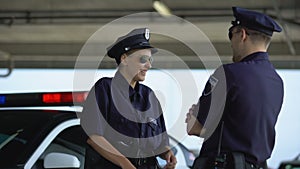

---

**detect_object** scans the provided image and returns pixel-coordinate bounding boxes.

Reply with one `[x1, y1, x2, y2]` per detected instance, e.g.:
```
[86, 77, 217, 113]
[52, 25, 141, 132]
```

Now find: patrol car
[0, 91, 195, 169]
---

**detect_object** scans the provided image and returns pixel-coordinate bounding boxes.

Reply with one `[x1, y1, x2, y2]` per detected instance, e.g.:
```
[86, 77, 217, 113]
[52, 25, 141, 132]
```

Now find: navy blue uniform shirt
[80, 71, 169, 167]
[197, 52, 284, 164]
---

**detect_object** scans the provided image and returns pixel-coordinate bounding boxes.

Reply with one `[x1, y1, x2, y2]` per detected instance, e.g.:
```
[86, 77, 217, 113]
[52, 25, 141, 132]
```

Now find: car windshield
[0, 110, 57, 168]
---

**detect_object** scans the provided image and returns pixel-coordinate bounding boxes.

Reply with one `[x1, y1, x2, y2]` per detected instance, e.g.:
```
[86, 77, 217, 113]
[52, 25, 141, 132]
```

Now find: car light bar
[42, 92, 86, 104]
[0, 91, 88, 107]
[0, 95, 5, 104]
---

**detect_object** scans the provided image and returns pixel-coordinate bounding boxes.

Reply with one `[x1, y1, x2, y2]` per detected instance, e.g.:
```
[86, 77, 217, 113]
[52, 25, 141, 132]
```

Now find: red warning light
[42, 92, 87, 104]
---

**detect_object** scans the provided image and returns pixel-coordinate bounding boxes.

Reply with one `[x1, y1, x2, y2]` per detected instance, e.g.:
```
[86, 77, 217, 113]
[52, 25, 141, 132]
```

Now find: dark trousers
[191, 153, 267, 169]
[245, 162, 268, 169]
[84, 145, 159, 169]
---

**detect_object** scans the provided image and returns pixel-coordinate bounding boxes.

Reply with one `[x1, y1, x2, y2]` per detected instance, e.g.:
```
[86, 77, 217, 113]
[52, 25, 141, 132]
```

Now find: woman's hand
[161, 149, 177, 169]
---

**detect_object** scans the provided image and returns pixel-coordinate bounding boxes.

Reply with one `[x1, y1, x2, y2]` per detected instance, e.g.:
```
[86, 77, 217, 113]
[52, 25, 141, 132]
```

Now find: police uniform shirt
[80, 71, 169, 166]
[196, 52, 284, 164]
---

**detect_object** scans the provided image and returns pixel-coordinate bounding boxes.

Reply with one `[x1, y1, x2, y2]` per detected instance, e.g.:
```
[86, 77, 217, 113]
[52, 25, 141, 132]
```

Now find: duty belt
[196, 152, 267, 169]
[128, 157, 157, 167]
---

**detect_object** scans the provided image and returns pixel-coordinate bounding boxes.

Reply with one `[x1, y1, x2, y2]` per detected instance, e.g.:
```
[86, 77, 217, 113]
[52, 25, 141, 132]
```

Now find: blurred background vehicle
[0, 91, 196, 169]
[277, 154, 300, 169]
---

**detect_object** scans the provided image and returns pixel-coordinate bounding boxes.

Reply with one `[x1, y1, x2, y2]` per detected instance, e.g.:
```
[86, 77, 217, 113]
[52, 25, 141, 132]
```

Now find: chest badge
[147, 117, 157, 125]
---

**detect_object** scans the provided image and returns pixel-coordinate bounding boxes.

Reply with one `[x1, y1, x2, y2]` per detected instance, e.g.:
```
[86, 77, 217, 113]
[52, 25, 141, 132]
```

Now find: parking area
[1, 1, 300, 169]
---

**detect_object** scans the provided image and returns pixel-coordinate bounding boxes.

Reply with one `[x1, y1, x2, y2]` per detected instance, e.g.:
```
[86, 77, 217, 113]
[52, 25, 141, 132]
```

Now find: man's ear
[241, 29, 248, 41]
[120, 54, 128, 65]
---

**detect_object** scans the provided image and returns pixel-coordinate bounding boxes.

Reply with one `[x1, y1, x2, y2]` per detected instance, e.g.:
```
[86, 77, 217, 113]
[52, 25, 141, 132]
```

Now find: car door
[31, 124, 88, 169]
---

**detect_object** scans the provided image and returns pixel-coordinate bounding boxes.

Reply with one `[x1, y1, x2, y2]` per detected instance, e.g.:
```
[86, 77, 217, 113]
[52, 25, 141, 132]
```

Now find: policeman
[185, 7, 284, 169]
[80, 28, 177, 169]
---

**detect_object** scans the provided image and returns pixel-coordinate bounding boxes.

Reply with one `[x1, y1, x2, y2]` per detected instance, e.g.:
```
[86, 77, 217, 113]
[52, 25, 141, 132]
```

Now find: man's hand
[185, 104, 202, 136]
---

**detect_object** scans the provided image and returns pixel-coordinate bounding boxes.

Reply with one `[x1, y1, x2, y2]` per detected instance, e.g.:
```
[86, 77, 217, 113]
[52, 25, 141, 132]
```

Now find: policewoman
[80, 28, 177, 169]
[185, 7, 284, 169]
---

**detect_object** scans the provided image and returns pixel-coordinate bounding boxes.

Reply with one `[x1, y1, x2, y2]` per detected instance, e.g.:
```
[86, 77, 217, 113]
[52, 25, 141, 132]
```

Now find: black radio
[214, 153, 227, 169]
[214, 121, 227, 169]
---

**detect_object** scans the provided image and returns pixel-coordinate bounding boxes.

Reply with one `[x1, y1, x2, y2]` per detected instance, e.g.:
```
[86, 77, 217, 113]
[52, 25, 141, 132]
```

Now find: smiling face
[121, 48, 153, 84]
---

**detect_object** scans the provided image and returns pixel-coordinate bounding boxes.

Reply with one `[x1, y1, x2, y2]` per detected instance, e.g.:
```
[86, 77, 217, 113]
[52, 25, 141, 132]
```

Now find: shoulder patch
[203, 75, 219, 96]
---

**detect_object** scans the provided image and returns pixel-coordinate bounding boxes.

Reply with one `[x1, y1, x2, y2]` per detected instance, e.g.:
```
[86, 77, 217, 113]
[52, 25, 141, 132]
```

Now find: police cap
[106, 28, 157, 64]
[230, 7, 282, 36]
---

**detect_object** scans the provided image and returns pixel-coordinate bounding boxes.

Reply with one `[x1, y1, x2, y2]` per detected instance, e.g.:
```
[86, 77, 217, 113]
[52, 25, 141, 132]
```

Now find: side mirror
[44, 152, 80, 168]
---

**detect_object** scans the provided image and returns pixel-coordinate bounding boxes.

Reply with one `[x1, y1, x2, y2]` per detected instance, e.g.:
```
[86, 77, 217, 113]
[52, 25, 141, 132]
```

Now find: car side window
[32, 126, 88, 169]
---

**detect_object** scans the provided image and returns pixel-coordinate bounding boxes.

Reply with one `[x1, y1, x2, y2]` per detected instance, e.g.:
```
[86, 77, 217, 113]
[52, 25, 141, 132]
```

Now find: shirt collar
[240, 52, 269, 62]
[113, 71, 141, 98]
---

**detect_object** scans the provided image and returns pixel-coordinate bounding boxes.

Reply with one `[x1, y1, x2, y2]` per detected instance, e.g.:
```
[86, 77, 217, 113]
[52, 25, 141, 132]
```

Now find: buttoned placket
[129, 87, 147, 139]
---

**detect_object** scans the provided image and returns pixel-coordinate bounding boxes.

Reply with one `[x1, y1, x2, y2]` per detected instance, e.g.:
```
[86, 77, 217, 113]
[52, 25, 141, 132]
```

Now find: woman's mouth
[140, 70, 147, 76]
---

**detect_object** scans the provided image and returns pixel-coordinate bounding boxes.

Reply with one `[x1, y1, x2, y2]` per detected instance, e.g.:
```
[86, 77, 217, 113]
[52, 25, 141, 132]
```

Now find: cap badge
[145, 28, 150, 40]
